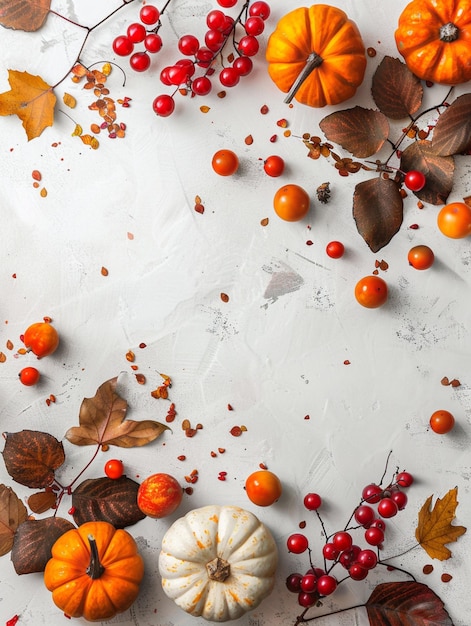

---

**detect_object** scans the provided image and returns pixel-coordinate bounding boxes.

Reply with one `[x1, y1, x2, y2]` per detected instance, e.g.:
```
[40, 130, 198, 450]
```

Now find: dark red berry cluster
[286, 470, 414, 609]
[112, 5, 162, 72]
[152, 0, 271, 117]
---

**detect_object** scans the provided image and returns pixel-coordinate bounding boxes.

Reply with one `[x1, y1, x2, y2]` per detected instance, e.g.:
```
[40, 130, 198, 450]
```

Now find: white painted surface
[0, 1, 470, 625]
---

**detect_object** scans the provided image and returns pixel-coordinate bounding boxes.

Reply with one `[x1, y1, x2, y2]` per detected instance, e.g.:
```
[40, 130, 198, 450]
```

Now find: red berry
[233, 56, 253, 76]
[178, 34, 200, 56]
[205, 29, 225, 52]
[354, 504, 375, 527]
[298, 591, 317, 607]
[153, 94, 175, 117]
[217, 0, 237, 7]
[317, 575, 337, 596]
[244, 16, 265, 36]
[370, 518, 387, 531]
[349, 563, 368, 580]
[140, 5, 160, 25]
[264, 155, 285, 178]
[391, 490, 408, 510]
[206, 9, 226, 31]
[195, 46, 214, 68]
[396, 471, 414, 488]
[303, 492, 322, 511]
[286, 573, 303, 593]
[19, 366, 40, 386]
[192, 76, 212, 96]
[113, 35, 134, 56]
[127, 22, 146, 43]
[326, 240, 345, 259]
[238, 34, 260, 56]
[300, 573, 317, 593]
[357, 549, 378, 569]
[362, 483, 383, 504]
[365, 526, 384, 546]
[144, 33, 163, 53]
[249, 1, 270, 19]
[287, 533, 309, 554]
[322, 542, 339, 560]
[404, 170, 426, 192]
[104, 459, 124, 479]
[332, 531, 352, 552]
[219, 67, 240, 87]
[129, 51, 151, 72]
[378, 497, 398, 518]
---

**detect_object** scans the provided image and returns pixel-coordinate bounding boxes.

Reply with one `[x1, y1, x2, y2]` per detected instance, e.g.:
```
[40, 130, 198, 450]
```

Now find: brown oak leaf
[400, 140, 454, 205]
[0, 484, 28, 556]
[319, 107, 389, 158]
[0, 0, 51, 31]
[353, 176, 403, 252]
[366, 581, 453, 625]
[431, 93, 471, 157]
[2, 430, 65, 488]
[416, 487, 466, 560]
[0, 70, 56, 139]
[65, 376, 169, 448]
[371, 56, 423, 120]
[11, 517, 75, 574]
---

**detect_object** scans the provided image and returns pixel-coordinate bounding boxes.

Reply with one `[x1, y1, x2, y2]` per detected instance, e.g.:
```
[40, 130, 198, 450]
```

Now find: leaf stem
[294, 603, 365, 625]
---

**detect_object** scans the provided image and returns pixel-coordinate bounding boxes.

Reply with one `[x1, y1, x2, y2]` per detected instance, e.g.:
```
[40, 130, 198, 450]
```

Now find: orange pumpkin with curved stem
[395, 0, 471, 85]
[265, 5, 366, 108]
[44, 521, 144, 622]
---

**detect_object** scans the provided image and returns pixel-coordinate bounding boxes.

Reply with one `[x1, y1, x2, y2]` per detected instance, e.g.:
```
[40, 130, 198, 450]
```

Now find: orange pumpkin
[395, 0, 471, 85]
[44, 521, 144, 622]
[265, 5, 367, 108]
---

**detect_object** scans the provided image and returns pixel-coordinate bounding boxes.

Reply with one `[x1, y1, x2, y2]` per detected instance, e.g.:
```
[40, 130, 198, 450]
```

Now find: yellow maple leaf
[416, 487, 467, 560]
[0, 70, 56, 140]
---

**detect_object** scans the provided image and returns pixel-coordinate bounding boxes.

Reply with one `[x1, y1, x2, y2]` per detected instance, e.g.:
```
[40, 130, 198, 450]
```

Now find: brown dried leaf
[400, 141, 454, 205]
[366, 581, 453, 625]
[27, 490, 57, 514]
[319, 107, 389, 158]
[353, 177, 404, 252]
[0, 70, 56, 139]
[2, 430, 65, 488]
[372, 56, 423, 120]
[431, 94, 471, 156]
[11, 517, 75, 574]
[416, 487, 466, 560]
[62, 92, 76, 109]
[0, 0, 51, 31]
[65, 376, 169, 448]
[80, 134, 99, 150]
[0, 484, 28, 555]
[71, 476, 145, 528]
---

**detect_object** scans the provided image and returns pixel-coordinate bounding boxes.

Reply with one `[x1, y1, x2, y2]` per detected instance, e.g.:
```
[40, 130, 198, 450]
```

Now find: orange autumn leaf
[0, 70, 56, 139]
[0, 0, 51, 32]
[416, 487, 467, 560]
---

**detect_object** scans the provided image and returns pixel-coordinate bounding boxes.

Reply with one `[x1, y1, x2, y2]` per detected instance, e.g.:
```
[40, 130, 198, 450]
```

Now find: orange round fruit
[245, 470, 282, 506]
[429, 410, 455, 434]
[211, 149, 239, 176]
[137, 473, 183, 518]
[354, 275, 388, 308]
[273, 184, 310, 221]
[437, 202, 471, 239]
[23, 321, 59, 358]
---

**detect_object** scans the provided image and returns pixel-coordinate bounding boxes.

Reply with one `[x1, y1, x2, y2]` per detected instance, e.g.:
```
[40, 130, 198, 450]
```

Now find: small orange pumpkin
[266, 5, 367, 108]
[44, 521, 144, 622]
[395, 0, 471, 85]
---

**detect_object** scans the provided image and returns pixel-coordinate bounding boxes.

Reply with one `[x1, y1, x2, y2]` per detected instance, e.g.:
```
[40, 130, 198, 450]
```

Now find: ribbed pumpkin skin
[395, 0, 471, 84]
[158, 505, 278, 622]
[44, 521, 144, 622]
[266, 5, 366, 107]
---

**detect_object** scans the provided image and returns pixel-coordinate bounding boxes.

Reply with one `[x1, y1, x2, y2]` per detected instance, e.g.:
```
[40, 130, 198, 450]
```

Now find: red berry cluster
[286, 470, 414, 610]
[112, 5, 162, 72]
[153, 0, 271, 117]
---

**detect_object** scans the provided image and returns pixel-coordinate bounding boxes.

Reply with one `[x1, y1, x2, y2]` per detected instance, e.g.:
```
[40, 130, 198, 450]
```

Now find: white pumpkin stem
[284, 51, 323, 104]
[86, 534, 105, 580]
[206, 557, 231, 582]
[440, 22, 459, 42]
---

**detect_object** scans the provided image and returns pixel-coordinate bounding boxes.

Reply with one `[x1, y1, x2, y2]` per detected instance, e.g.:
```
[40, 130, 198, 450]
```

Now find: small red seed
[177, 455, 186, 461]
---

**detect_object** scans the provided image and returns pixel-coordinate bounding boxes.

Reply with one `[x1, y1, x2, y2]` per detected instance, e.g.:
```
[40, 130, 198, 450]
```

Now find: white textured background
[0, 1, 470, 625]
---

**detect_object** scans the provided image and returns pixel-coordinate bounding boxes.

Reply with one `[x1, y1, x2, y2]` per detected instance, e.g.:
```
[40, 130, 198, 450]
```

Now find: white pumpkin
[158, 504, 278, 622]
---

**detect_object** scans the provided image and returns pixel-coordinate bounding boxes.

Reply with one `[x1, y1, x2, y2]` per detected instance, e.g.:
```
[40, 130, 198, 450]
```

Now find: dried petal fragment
[220, 293, 229, 303]
[101, 266, 109, 276]
[63, 92, 76, 108]
[125, 350, 135, 363]
[200, 105, 211, 113]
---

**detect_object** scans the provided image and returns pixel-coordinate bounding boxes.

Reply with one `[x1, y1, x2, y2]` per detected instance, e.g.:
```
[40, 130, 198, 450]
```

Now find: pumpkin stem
[440, 22, 459, 42]
[206, 557, 231, 582]
[284, 51, 323, 104]
[86, 534, 105, 580]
